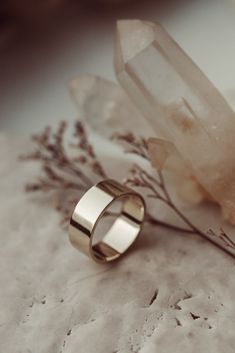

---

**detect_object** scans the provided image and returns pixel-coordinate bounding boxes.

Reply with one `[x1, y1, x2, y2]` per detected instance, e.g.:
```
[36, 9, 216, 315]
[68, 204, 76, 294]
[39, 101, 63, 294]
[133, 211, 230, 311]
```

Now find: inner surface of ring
[91, 195, 145, 262]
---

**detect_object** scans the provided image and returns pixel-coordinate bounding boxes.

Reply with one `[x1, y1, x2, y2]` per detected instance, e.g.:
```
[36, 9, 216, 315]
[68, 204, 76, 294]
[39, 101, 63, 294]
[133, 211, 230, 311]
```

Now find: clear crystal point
[115, 19, 235, 222]
[69, 74, 153, 138]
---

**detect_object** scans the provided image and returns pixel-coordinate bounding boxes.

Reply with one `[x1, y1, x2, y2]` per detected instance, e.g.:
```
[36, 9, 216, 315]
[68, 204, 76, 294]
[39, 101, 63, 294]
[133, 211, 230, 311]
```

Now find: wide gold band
[68, 179, 146, 263]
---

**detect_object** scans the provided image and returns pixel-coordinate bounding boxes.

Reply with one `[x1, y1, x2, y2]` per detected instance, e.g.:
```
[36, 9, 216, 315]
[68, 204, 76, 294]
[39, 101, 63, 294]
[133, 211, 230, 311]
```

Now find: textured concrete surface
[1, 135, 235, 353]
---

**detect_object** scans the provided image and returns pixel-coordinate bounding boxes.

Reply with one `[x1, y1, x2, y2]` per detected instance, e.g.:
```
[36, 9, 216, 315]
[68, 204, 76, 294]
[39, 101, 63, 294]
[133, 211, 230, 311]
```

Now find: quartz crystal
[115, 19, 235, 223]
[69, 74, 153, 138]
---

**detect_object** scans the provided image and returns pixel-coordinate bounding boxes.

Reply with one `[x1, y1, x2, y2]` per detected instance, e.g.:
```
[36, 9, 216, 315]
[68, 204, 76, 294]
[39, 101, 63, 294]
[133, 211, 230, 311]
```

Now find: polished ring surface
[68, 179, 146, 263]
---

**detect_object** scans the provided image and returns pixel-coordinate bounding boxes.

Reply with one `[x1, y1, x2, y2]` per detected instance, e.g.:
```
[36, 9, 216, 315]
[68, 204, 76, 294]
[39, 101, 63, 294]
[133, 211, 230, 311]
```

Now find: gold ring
[68, 179, 146, 263]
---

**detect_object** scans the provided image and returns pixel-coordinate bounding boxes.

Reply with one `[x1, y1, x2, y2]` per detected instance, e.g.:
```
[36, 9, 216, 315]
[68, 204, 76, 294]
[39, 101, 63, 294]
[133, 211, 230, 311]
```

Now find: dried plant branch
[113, 133, 235, 253]
[21, 122, 235, 255]
[112, 132, 149, 160]
[21, 121, 106, 224]
[207, 229, 235, 250]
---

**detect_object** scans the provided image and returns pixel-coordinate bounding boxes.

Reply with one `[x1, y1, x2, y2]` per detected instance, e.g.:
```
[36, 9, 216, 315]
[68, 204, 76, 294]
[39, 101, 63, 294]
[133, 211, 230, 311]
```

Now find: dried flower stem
[116, 133, 235, 254]
[21, 121, 107, 224]
[22, 122, 235, 255]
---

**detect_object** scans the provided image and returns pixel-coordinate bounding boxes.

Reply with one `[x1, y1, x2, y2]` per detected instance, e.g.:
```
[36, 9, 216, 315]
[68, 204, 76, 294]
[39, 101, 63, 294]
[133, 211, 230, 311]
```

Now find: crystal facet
[115, 19, 235, 223]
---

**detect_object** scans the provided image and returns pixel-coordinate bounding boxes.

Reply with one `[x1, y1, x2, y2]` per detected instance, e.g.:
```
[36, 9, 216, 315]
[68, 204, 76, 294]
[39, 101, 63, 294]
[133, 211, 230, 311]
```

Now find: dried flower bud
[78, 155, 87, 164]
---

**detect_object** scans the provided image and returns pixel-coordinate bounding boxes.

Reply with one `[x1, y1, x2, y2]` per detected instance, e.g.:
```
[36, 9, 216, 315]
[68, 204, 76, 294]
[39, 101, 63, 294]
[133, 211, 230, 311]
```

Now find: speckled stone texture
[1, 134, 235, 353]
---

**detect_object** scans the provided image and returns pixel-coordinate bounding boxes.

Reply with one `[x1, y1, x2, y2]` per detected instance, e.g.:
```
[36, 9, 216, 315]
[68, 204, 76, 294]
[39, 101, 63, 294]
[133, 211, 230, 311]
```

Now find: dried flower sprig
[21, 121, 107, 224]
[114, 133, 204, 233]
[22, 121, 235, 255]
[114, 133, 235, 254]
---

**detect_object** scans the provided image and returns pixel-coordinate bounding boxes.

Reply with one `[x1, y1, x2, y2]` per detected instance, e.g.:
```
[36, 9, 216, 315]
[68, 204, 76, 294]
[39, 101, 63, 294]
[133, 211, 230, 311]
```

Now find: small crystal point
[115, 19, 235, 222]
[69, 74, 153, 138]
